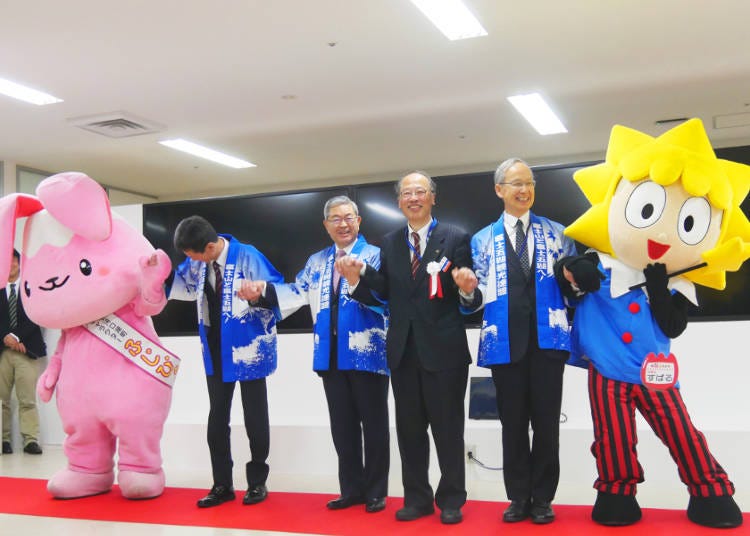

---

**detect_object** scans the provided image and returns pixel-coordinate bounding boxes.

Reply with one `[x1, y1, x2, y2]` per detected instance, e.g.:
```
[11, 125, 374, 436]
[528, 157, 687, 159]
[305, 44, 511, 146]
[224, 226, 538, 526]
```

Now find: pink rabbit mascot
[0, 172, 175, 499]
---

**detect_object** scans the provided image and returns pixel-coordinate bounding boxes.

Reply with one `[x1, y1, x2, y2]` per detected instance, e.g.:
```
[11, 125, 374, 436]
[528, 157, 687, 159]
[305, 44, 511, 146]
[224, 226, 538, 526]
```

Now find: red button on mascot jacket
[558, 119, 749, 528]
[0, 172, 174, 499]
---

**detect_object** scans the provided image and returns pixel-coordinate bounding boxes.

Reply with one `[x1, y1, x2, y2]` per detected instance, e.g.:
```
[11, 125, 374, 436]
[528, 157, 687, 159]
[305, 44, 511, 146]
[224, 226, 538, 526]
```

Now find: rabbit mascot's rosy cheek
[0, 172, 175, 500]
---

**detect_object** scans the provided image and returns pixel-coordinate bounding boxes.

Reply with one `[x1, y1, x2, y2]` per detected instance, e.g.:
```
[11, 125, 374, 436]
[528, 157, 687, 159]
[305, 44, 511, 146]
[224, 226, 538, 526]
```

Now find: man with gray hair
[239, 195, 390, 513]
[336, 172, 479, 525]
[466, 158, 578, 524]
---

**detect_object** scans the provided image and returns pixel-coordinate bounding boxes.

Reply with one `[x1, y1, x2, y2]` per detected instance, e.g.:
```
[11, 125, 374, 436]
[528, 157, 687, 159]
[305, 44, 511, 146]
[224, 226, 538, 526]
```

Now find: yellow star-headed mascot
[557, 119, 749, 528]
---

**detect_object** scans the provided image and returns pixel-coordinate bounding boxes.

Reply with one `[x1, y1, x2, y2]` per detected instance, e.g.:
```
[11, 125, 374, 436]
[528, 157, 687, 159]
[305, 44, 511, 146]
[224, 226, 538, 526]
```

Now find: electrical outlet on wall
[465, 444, 476, 462]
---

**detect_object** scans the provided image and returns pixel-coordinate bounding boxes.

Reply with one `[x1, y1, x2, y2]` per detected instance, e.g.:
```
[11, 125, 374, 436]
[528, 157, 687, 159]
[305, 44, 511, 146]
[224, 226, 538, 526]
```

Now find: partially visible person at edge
[1, 249, 46, 455]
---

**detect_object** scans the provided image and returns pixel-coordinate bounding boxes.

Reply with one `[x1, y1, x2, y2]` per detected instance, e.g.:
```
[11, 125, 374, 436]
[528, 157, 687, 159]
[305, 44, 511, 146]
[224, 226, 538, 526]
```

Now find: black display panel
[695, 147, 750, 320]
[144, 151, 750, 335]
[144, 187, 348, 335]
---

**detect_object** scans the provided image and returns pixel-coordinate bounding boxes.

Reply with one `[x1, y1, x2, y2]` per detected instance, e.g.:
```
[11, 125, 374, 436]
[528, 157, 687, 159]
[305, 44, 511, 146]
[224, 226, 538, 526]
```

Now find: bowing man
[167, 216, 284, 509]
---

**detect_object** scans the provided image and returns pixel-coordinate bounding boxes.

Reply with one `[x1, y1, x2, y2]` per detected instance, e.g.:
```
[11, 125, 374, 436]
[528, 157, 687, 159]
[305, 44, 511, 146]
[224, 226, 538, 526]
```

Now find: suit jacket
[353, 221, 473, 372]
[1, 286, 46, 358]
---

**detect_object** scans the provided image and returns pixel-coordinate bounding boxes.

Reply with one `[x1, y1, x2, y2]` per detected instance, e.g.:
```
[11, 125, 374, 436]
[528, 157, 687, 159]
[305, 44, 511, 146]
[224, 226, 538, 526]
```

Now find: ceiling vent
[68, 111, 165, 138]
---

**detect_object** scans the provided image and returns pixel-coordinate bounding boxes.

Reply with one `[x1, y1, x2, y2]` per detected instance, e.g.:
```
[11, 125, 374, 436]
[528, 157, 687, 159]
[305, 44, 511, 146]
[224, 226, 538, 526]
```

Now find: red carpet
[0, 477, 747, 534]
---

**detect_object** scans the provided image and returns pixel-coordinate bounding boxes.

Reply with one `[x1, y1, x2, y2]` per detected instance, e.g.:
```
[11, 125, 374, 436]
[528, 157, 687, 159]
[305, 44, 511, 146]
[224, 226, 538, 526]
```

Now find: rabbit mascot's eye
[79, 259, 92, 276]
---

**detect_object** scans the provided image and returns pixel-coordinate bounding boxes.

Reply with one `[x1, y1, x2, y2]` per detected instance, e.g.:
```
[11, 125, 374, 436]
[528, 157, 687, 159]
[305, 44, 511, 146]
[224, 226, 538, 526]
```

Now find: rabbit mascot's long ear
[0, 194, 43, 284]
[36, 172, 112, 241]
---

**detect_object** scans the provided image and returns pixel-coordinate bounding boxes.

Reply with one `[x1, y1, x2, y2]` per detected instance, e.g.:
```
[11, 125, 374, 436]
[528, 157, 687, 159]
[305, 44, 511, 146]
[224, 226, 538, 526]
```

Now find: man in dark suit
[337, 171, 478, 525]
[467, 158, 578, 524]
[1, 249, 46, 455]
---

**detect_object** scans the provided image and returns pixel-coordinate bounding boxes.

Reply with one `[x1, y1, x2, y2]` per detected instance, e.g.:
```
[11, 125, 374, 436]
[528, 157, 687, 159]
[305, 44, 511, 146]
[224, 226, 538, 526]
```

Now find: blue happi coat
[471, 213, 576, 367]
[274, 235, 388, 375]
[168, 235, 284, 381]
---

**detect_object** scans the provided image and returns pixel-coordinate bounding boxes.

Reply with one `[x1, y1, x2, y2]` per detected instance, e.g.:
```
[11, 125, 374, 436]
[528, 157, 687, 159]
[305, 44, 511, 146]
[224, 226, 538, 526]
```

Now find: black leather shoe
[23, 441, 43, 455]
[395, 505, 434, 521]
[530, 500, 555, 524]
[243, 484, 268, 505]
[197, 485, 235, 508]
[440, 508, 463, 524]
[327, 495, 365, 510]
[2, 441, 12, 454]
[503, 500, 530, 522]
[365, 497, 386, 513]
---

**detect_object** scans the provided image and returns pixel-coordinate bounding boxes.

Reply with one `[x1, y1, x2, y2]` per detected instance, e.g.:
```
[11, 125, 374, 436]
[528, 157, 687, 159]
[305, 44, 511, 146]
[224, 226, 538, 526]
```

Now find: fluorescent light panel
[159, 139, 256, 169]
[507, 93, 567, 135]
[365, 202, 405, 220]
[0, 77, 63, 105]
[410, 0, 487, 41]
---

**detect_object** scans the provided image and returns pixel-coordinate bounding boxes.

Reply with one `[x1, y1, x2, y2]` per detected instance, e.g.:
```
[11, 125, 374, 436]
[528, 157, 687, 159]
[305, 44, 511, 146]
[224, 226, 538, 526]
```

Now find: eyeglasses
[500, 181, 536, 189]
[326, 215, 358, 225]
[399, 188, 431, 199]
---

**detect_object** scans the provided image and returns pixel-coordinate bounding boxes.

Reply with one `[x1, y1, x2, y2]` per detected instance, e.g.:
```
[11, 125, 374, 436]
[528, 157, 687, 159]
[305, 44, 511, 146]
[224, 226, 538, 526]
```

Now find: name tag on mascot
[641, 352, 678, 390]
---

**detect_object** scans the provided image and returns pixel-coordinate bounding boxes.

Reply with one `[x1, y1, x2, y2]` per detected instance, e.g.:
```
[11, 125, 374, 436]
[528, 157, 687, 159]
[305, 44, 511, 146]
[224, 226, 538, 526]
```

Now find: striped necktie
[411, 232, 421, 279]
[8, 283, 17, 330]
[212, 261, 223, 298]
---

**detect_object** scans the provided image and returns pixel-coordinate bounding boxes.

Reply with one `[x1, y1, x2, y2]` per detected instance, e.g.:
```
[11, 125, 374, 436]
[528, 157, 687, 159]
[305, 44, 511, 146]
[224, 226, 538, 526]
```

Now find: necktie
[515, 220, 530, 275]
[411, 231, 421, 279]
[332, 249, 346, 293]
[8, 283, 17, 331]
[212, 261, 223, 298]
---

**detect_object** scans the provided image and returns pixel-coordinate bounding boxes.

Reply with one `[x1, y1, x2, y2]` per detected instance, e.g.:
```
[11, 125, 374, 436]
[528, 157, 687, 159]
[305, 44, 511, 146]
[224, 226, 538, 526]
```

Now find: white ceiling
[3, 0, 750, 201]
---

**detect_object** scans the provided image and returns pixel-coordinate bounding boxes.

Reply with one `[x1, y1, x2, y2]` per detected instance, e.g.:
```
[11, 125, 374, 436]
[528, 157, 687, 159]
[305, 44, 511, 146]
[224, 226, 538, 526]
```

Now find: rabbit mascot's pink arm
[0, 172, 174, 499]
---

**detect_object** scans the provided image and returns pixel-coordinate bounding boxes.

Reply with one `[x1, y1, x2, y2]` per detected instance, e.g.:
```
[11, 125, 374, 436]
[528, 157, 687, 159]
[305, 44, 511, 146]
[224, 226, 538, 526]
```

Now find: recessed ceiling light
[159, 139, 256, 169]
[410, 0, 487, 41]
[507, 93, 567, 135]
[0, 77, 63, 105]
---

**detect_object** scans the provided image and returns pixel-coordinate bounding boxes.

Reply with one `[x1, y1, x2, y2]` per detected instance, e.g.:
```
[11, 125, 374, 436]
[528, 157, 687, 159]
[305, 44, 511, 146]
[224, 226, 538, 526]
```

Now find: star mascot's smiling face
[607, 177, 723, 274]
[565, 118, 750, 290]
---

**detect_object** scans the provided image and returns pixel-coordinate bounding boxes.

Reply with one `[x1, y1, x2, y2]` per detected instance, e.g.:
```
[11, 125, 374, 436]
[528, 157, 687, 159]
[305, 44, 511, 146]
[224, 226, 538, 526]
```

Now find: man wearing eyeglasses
[336, 171, 479, 525]
[238, 196, 390, 514]
[466, 158, 578, 524]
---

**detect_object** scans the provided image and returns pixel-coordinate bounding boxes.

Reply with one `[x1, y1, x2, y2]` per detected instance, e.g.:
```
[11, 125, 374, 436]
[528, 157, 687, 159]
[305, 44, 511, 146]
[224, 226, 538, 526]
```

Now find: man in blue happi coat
[466, 158, 579, 524]
[168, 215, 284, 509]
[240, 196, 390, 514]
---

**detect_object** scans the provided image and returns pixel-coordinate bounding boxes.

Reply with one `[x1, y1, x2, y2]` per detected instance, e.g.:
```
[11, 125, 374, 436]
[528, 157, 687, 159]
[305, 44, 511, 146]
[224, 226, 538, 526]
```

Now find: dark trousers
[491, 346, 566, 502]
[205, 373, 270, 489]
[588, 364, 734, 497]
[321, 369, 390, 500]
[390, 332, 468, 511]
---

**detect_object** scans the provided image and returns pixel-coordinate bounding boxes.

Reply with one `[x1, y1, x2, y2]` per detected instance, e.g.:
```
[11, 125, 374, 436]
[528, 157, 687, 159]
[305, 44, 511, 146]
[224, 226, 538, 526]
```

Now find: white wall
[21, 205, 750, 511]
